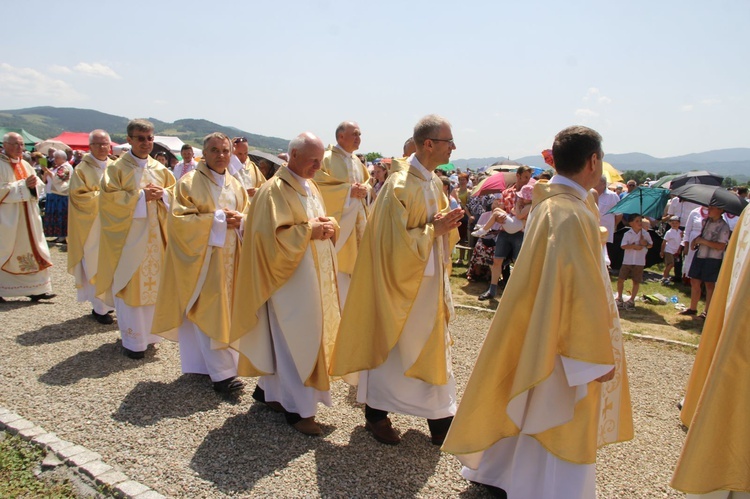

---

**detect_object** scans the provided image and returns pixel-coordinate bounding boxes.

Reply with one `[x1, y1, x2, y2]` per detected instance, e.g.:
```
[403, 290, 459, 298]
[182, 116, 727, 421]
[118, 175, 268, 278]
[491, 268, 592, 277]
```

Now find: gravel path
[0, 246, 693, 497]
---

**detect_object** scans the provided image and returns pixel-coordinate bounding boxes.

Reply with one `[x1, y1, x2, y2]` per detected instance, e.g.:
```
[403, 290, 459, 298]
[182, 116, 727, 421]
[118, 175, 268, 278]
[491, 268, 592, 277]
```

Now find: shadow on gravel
[112, 375, 223, 426]
[191, 406, 442, 496]
[38, 341, 156, 386]
[16, 315, 116, 346]
[0, 299, 57, 312]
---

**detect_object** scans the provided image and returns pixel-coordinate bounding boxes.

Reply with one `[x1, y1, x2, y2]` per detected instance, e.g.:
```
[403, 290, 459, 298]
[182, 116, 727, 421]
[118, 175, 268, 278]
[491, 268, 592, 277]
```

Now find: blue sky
[2, 0, 748, 160]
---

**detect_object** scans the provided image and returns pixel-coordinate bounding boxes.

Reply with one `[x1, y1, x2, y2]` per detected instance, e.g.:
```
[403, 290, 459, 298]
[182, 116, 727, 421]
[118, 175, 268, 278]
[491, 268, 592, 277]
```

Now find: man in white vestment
[96, 119, 175, 359]
[0, 132, 55, 302]
[313, 121, 370, 307]
[228, 136, 266, 199]
[67, 130, 115, 323]
[230, 132, 341, 436]
[152, 133, 248, 394]
[172, 144, 197, 180]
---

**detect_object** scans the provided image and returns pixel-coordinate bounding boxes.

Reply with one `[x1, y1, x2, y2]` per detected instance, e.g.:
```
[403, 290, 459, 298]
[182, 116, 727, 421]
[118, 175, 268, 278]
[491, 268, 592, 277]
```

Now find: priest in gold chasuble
[442, 126, 632, 499]
[67, 130, 115, 323]
[96, 120, 175, 359]
[313, 121, 370, 308]
[230, 132, 341, 436]
[152, 133, 249, 393]
[329, 115, 464, 447]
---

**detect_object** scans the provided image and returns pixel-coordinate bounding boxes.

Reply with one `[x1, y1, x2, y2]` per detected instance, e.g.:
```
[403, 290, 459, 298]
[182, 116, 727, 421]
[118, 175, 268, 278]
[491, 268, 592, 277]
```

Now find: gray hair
[89, 129, 110, 143]
[53, 149, 68, 160]
[335, 121, 356, 139]
[2, 132, 22, 145]
[202, 132, 231, 151]
[413, 114, 450, 146]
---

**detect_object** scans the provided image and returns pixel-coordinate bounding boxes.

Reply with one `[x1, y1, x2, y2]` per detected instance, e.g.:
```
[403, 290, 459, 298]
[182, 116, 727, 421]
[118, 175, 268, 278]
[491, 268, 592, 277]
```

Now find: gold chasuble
[151, 163, 249, 344]
[328, 158, 459, 385]
[672, 209, 750, 495]
[0, 155, 52, 281]
[67, 154, 110, 287]
[96, 153, 175, 306]
[229, 166, 340, 391]
[235, 158, 266, 194]
[442, 181, 633, 466]
[313, 145, 370, 274]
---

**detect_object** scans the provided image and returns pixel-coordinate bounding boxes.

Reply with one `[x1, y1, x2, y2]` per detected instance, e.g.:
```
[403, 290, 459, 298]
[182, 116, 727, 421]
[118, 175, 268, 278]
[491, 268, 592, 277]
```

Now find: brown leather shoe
[365, 418, 401, 445]
[292, 417, 323, 436]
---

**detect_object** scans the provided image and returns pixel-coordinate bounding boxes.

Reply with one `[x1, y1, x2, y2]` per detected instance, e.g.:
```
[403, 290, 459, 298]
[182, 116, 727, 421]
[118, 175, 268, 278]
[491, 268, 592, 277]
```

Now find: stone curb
[0, 406, 166, 499]
[454, 304, 698, 349]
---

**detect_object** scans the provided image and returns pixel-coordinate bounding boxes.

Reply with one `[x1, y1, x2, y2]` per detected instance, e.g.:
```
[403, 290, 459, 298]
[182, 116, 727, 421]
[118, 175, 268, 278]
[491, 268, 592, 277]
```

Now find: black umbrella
[671, 184, 748, 216]
[669, 170, 723, 189]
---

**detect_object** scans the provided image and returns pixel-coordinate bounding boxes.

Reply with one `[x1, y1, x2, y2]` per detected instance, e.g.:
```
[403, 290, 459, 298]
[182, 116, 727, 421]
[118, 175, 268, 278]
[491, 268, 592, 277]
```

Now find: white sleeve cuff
[133, 191, 147, 218]
[209, 209, 227, 247]
[561, 356, 614, 387]
[161, 190, 170, 210]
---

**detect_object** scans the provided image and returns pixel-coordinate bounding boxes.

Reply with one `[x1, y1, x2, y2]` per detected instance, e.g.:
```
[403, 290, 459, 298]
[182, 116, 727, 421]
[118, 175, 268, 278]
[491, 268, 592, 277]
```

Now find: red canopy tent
[47, 132, 93, 152]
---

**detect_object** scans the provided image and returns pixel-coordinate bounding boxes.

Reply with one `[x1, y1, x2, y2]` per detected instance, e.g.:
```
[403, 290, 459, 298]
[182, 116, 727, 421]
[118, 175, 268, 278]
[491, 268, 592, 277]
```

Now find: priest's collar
[208, 167, 226, 188]
[228, 155, 243, 176]
[550, 174, 588, 200]
[128, 150, 148, 168]
[334, 144, 355, 157]
[93, 157, 108, 169]
[407, 153, 432, 181]
[287, 167, 312, 196]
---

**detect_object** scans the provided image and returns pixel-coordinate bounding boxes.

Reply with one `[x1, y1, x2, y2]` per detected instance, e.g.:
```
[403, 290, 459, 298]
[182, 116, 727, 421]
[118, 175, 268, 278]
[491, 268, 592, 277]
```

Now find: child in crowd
[617, 215, 653, 310]
[471, 184, 534, 238]
[660, 216, 682, 285]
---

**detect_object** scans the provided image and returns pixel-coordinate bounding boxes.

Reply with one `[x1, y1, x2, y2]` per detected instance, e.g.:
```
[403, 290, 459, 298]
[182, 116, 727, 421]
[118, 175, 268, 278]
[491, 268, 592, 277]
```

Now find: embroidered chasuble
[672, 209, 750, 496]
[96, 153, 175, 306]
[0, 154, 52, 296]
[230, 167, 341, 390]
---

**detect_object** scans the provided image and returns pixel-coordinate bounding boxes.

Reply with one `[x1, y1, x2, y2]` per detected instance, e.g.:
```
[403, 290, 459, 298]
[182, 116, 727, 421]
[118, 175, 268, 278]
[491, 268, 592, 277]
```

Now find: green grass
[0, 433, 77, 498]
[450, 259, 705, 345]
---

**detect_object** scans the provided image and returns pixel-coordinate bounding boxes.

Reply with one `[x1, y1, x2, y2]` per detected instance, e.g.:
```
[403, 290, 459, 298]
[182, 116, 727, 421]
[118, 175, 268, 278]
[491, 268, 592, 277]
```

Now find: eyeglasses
[90, 143, 110, 147]
[428, 138, 455, 146]
[129, 135, 155, 142]
[233, 137, 248, 144]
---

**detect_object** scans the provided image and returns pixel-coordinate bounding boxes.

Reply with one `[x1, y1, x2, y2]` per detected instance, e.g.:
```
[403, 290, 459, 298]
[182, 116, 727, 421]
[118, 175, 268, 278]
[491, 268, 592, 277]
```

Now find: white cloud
[700, 98, 721, 106]
[575, 108, 599, 118]
[153, 99, 168, 105]
[73, 62, 121, 79]
[49, 64, 72, 74]
[0, 63, 84, 102]
[598, 96, 612, 105]
[681, 104, 694, 112]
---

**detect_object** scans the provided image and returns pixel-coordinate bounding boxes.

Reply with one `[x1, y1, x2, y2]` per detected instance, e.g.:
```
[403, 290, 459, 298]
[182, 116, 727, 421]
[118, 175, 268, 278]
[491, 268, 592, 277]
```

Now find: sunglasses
[233, 137, 248, 144]
[130, 135, 155, 142]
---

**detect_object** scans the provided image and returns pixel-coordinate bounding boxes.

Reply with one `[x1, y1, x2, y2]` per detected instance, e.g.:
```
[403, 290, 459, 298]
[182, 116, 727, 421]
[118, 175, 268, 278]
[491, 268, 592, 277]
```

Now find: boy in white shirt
[617, 215, 653, 310]
[660, 216, 682, 285]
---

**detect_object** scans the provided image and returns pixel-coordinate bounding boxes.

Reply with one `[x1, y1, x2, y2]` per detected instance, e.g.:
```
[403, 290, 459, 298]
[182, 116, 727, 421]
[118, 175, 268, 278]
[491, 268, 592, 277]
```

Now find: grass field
[449, 260, 705, 345]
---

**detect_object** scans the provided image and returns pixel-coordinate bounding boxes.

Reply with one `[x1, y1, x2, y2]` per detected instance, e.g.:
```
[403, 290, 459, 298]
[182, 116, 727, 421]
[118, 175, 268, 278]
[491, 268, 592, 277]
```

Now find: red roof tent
[47, 131, 120, 152]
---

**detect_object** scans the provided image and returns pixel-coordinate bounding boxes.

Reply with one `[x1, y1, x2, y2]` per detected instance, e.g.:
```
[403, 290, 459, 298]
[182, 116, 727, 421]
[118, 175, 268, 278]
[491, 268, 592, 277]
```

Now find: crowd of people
[1, 119, 748, 498]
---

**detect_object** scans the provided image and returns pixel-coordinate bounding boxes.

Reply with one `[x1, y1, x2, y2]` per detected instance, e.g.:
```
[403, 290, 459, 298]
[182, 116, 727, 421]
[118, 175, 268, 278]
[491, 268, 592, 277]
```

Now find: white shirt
[662, 228, 682, 254]
[620, 228, 652, 266]
[597, 189, 621, 243]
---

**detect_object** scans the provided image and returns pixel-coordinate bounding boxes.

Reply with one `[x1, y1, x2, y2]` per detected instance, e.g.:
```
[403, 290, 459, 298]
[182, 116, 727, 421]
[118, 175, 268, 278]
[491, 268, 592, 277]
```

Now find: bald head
[335, 121, 361, 153]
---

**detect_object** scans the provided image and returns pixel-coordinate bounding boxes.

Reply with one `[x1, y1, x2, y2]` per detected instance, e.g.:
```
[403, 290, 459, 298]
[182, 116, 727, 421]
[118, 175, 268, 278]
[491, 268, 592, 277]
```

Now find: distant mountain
[452, 148, 750, 182]
[0, 106, 289, 152]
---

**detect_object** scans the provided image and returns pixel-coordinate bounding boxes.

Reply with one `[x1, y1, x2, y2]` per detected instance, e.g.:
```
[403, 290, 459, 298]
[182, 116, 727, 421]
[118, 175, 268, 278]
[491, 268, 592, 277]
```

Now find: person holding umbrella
[679, 206, 730, 318]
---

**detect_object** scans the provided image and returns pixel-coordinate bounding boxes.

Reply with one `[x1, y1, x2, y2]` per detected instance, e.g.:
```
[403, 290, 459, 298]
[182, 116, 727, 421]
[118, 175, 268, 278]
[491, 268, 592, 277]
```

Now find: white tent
[112, 136, 202, 158]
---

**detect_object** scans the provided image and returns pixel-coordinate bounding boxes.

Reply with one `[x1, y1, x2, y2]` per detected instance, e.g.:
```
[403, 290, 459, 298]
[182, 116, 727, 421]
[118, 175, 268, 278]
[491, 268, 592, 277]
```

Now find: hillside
[452, 149, 750, 181]
[0, 106, 289, 152]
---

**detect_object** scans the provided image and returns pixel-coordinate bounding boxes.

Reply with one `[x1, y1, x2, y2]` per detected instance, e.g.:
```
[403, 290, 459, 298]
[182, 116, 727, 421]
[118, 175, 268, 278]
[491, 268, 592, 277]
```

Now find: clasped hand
[25, 175, 39, 188]
[310, 216, 335, 240]
[433, 208, 464, 236]
[143, 183, 164, 202]
[350, 182, 368, 199]
[223, 209, 243, 230]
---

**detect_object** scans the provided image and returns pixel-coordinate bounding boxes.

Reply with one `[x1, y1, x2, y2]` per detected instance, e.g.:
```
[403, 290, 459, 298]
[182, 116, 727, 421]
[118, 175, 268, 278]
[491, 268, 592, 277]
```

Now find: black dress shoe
[123, 347, 145, 359]
[92, 310, 114, 325]
[0, 296, 6, 303]
[478, 290, 495, 301]
[214, 377, 244, 394]
[469, 481, 507, 498]
[28, 293, 57, 302]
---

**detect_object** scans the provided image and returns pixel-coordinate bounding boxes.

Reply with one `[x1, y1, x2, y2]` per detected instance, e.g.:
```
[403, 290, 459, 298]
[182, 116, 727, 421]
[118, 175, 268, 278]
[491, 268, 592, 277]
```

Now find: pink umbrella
[471, 171, 516, 196]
